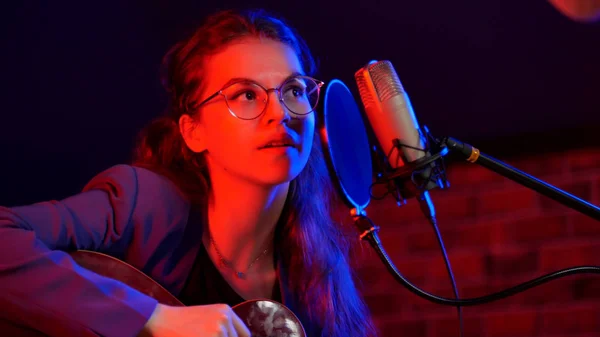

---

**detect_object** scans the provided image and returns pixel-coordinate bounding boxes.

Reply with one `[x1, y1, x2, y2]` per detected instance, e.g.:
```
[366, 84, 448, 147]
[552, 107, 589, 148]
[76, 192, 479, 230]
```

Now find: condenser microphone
[354, 60, 444, 219]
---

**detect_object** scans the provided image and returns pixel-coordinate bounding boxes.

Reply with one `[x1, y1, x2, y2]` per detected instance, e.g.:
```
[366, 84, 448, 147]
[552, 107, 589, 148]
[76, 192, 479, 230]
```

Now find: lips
[261, 143, 294, 149]
[258, 133, 299, 150]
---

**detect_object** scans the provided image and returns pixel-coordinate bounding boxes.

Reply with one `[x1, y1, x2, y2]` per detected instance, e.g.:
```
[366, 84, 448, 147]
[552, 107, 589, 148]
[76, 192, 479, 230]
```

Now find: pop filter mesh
[320, 79, 372, 211]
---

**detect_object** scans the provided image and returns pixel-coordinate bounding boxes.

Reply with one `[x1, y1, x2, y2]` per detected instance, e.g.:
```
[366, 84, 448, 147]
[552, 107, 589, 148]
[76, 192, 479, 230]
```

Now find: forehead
[203, 38, 304, 88]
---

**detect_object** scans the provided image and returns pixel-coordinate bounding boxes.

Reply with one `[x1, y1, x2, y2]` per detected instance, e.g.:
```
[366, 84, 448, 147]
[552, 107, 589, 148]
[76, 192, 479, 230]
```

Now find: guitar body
[69, 251, 185, 307]
[7, 250, 306, 337]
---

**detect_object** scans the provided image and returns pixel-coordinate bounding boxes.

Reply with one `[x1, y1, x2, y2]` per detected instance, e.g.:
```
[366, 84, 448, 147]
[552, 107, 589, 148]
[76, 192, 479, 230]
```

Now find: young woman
[0, 8, 377, 337]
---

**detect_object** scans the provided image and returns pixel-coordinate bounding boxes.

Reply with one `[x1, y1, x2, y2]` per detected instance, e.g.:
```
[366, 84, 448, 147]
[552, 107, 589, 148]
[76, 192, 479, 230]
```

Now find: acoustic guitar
[5, 250, 306, 337]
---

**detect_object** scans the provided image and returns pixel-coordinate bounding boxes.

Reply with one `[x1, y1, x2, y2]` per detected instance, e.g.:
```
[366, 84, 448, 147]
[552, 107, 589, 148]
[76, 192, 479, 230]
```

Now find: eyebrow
[219, 71, 305, 90]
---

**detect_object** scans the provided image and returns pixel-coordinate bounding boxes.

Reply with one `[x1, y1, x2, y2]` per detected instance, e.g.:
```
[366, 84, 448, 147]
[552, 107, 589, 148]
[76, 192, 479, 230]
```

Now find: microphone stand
[442, 136, 600, 221]
[371, 133, 600, 220]
[353, 131, 600, 307]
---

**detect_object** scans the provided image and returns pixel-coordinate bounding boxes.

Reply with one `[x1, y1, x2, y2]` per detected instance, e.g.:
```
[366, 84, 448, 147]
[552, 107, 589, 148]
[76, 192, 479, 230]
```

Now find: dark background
[1, 0, 599, 206]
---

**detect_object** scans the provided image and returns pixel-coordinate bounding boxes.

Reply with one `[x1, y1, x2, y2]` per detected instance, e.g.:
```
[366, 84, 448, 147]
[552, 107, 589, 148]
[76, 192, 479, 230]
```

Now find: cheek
[301, 116, 316, 151]
[204, 115, 253, 158]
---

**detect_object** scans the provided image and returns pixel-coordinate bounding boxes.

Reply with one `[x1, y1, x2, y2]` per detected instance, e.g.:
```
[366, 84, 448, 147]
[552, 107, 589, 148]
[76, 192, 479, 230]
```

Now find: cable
[416, 191, 463, 337]
[353, 215, 600, 306]
[427, 215, 464, 337]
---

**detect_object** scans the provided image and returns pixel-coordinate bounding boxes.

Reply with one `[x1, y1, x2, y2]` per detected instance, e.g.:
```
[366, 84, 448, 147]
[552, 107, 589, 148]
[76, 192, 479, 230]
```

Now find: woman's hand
[139, 303, 251, 337]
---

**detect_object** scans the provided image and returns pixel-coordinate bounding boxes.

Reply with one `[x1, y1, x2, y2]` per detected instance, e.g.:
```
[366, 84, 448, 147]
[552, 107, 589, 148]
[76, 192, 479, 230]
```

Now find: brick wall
[345, 147, 600, 337]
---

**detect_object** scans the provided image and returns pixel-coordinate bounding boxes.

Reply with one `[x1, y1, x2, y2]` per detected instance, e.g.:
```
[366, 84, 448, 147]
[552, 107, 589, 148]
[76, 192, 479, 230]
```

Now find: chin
[251, 163, 306, 186]
[256, 169, 302, 186]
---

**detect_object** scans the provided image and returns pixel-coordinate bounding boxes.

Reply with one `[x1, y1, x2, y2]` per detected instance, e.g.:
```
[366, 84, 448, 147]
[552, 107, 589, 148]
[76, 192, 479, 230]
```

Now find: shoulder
[82, 164, 191, 214]
[81, 165, 201, 286]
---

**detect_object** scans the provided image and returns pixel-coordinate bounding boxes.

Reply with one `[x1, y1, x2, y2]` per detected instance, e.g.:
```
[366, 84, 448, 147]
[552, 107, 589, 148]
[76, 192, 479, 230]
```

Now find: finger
[225, 313, 238, 337]
[231, 311, 251, 337]
[221, 325, 234, 337]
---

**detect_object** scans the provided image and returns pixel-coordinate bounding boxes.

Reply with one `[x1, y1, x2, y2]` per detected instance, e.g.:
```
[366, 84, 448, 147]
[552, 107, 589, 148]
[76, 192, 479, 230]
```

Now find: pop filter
[319, 79, 373, 213]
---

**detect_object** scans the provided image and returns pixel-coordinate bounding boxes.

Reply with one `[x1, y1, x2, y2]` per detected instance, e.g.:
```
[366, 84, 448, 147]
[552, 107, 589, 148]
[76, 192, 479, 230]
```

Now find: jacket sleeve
[0, 164, 159, 337]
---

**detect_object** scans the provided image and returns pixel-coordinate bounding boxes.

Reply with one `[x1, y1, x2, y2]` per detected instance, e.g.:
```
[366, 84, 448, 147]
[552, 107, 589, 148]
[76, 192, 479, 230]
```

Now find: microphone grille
[368, 60, 405, 102]
[354, 70, 376, 110]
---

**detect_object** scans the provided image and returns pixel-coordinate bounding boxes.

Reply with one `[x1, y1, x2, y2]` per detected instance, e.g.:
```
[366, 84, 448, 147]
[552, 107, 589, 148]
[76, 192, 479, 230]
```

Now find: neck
[204, 165, 289, 273]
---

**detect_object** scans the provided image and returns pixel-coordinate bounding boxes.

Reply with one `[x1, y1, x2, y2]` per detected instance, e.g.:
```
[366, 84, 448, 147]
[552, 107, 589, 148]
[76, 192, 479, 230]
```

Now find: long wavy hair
[132, 8, 377, 337]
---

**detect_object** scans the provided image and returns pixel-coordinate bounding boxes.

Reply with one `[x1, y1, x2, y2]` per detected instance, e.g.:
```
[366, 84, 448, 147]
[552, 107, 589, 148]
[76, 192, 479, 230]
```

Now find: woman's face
[182, 38, 316, 187]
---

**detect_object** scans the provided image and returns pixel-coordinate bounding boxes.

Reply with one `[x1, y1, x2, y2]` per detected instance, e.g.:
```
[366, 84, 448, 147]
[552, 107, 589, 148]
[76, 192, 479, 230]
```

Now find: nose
[262, 89, 291, 124]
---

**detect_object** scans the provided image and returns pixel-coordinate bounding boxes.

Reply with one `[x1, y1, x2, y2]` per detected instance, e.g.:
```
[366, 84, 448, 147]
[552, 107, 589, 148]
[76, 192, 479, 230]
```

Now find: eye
[219, 81, 268, 119]
[231, 90, 257, 101]
[283, 83, 307, 100]
[291, 86, 306, 97]
[227, 83, 262, 102]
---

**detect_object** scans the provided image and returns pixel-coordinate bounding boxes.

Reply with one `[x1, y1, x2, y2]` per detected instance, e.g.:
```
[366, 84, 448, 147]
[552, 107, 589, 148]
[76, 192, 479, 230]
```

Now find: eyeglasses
[193, 75, 325, 120]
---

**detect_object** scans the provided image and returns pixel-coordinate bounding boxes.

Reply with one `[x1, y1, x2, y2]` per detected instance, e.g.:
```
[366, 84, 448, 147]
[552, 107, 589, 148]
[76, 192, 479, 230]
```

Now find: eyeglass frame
[191, 75, 325, 120]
